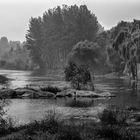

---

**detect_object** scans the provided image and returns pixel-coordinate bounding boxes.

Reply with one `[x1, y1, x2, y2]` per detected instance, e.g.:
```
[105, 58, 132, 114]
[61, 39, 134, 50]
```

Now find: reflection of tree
[66, 99, 94, 108]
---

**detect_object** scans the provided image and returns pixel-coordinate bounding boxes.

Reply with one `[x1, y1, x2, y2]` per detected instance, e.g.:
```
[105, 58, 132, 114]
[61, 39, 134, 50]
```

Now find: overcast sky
[0, 0, 140, 41]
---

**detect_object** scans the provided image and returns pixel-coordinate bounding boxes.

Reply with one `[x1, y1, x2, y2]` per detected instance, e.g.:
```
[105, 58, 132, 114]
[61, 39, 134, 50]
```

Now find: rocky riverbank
[0, 86, 114, 99]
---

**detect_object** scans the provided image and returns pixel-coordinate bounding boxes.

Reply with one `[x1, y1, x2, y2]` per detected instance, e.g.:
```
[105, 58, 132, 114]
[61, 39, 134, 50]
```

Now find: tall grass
[0, 107, 139, 140]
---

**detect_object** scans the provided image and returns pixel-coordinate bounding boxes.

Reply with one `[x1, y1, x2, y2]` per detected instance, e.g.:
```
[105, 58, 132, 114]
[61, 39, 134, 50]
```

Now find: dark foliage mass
[0, 75, 9, 84]
[64, 61, 91, 90]
[40, 86, 61, 94]
[69, 40, 103, 68]
[25, 5, 99, 69]
[110, 20, 140, 79]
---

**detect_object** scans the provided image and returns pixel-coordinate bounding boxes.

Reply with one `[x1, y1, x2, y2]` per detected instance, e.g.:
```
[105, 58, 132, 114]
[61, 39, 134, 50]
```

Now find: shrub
[99, 107, 128, 126]
[0, 75, 9, 84]
[25, 109, 60, 135]
[40, 86, 61, 94]
[64, 61, 92, 90]
[97, 107, 137, 140]
[0, 104, 15, 136]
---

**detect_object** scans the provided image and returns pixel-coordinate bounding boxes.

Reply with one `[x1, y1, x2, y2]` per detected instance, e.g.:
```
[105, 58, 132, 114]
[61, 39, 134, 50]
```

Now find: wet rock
[15, 88, 38, 96]
[17, 88, 55, 98]
[76, 90, 113, 98]
[38, 91, 55, 98]
[56, 89, 113, 98]
[21, 91, 40, 98]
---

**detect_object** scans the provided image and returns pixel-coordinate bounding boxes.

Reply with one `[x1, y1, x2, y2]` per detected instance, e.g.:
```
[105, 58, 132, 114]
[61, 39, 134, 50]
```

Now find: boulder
[76, 90, 113, 98]
[38, 91, 55, 98]
[56, 89, 113, 98]
[15, 88, 38, 96]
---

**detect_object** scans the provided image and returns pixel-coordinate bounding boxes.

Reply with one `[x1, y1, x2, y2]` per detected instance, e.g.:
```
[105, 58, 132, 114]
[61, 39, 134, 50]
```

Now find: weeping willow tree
[113, 20, 140, 80]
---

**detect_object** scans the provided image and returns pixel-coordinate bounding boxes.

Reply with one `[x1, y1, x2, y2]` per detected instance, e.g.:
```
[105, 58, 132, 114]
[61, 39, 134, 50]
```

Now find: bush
[64, 61, 92, 90]
[97, 107, 137, 140]
[25, 109, 60, 135]
[99, 107, 128, 126]
[0, 104, 16, 137]
[40, 86, 61, 94]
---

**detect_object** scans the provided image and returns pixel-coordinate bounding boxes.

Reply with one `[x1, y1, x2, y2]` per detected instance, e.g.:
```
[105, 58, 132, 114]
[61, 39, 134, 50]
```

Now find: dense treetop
[25, 5, 99, 69]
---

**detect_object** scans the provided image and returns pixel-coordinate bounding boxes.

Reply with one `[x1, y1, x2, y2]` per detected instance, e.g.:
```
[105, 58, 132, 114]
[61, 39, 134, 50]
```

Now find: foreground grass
[0, 108, 139, 140]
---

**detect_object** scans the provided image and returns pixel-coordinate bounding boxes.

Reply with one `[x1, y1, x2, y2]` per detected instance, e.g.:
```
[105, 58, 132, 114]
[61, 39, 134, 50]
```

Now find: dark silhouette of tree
[64, 61, 91, 90]
[68, 40, 103, 90]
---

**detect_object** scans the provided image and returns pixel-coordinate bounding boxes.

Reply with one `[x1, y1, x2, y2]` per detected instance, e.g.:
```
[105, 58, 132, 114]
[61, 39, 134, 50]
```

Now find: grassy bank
[0, 107, 140, 140]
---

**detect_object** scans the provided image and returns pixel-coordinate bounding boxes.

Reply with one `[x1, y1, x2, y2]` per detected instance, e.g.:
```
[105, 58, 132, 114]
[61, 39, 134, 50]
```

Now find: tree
[68, 40, 103, 90]
[64, 61, 91, 90]
[112, 20, 140, 80]
[107, 45, 124, 72]
[25, 17, 45, 69]
[25, 5, 99, 69]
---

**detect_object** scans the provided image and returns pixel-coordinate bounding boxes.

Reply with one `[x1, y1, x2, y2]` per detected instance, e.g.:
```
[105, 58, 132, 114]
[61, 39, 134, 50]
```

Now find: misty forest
[1, 4, 140, 140]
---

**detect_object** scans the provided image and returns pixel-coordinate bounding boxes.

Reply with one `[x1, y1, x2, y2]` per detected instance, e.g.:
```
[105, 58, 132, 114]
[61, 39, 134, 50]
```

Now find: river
[0, 69, 140, 125]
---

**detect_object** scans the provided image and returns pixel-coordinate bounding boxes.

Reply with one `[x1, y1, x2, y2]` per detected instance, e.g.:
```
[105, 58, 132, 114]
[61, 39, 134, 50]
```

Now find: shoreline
[0, 106, 140, 140]
[0, 86, 114, 99]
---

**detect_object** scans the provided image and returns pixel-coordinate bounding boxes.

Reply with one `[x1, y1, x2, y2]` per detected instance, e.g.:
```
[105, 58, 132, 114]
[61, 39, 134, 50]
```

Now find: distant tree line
[0, 37, 32, 70]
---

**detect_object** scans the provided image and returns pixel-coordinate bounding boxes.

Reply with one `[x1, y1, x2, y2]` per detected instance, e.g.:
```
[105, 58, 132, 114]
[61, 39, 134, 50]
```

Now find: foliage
[40, 86, 61, 94]
[26, 5, 99, 69]
[64, 61, 91, 90]
[69, 40, 102, 68]
[99, 107, 128, 126]
[0, 75, 9, 84]
[110, 20, 140, 79]
[1, 108, 138, 140]
[97, 107, 136, 140]
[0, 101, 16, 137]
[26, 17, 44, 69]
[107, 45, 124, 72]
[0, 37, 32, 70]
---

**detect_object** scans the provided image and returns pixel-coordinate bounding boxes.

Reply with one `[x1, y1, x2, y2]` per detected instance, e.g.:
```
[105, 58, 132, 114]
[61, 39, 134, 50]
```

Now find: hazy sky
[0, 0, 140, 41]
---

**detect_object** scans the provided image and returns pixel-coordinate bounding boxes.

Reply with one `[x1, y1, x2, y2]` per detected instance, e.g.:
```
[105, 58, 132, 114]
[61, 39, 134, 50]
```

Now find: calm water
[0, 69, 140, 125]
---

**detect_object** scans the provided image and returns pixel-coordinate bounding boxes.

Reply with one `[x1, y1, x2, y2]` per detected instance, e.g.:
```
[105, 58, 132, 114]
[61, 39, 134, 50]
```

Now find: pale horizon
[0, 0, 140, 42]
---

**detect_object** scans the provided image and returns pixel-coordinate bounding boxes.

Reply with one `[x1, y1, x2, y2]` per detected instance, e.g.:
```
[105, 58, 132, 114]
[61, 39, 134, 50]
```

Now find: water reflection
[65, 98, 95, 108]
